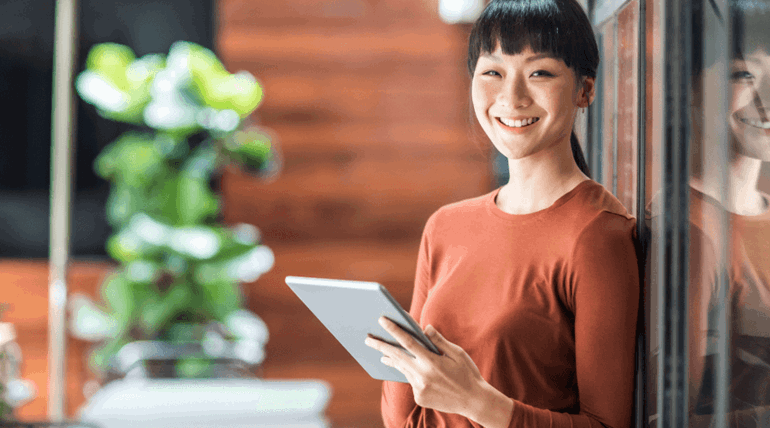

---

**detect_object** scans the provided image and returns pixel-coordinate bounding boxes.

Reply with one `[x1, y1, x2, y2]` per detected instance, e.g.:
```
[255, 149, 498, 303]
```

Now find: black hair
[467, 0, 599, 178]
[692, 0, 770, 86]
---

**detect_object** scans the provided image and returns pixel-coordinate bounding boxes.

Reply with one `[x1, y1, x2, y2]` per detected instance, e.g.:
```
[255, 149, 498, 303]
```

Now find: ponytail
[570, 131, 591, 178]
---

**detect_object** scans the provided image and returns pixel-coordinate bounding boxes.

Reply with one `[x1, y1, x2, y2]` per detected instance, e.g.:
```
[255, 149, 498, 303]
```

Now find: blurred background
[0, 0, 492, 427]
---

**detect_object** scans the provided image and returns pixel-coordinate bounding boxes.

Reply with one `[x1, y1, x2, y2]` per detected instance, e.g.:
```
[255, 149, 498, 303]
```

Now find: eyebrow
[526, 53, 558, 62]
[479, 52, 558, 63]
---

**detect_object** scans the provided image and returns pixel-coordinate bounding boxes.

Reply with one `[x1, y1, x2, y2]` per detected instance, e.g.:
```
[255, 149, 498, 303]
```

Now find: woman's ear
[577, 77, 596, 108]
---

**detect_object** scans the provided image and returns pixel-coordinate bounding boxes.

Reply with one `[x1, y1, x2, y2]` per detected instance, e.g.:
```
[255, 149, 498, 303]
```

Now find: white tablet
[284, 276, 440, 383]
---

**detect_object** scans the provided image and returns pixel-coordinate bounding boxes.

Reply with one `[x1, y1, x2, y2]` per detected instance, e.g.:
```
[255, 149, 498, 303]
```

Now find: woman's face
[730, 48, 770, 160]
[471, 45, 592, 161]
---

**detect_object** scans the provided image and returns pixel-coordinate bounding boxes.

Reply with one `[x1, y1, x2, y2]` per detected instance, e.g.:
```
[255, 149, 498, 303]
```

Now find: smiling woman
[365, 1, 640, 428]
[471, 47, 592, 178]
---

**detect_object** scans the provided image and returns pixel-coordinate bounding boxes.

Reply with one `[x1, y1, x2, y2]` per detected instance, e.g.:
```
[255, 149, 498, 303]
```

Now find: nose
[497, 74, 531, 109]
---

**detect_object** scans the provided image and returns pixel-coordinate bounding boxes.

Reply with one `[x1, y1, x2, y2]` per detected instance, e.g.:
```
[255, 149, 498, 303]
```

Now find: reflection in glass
[616, 0, 639, 213]
[689, 1, 770, 426]
[597, 19, 616, 190]
[643, 0, 664, 425]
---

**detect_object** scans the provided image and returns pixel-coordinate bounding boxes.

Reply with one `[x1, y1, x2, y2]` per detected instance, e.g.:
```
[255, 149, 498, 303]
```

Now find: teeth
[500, 117, 539, 128]
[740, 117, 770, 129]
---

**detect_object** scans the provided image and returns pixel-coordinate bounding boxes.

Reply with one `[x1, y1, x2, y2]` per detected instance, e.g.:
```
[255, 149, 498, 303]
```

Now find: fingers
[378, 317, 433, 360]
[425, 325, 460, 358]
[378, 355, 417, 384]
[365, 335, 411, 360]
[425, 325, 447, 344]
[422, 324, 446, 356]
[365, 335, 416, 380]
[378, 355, 400, 370]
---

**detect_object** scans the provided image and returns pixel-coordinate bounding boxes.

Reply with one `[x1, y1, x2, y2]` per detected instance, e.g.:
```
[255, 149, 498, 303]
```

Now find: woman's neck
[497, 142, 588, 215]
[690, 153, 767, 216]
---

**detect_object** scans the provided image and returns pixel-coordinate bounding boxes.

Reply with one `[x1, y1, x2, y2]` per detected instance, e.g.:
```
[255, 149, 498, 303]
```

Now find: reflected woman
[688, 1, 770, 426]
[364, 1, 640, 427]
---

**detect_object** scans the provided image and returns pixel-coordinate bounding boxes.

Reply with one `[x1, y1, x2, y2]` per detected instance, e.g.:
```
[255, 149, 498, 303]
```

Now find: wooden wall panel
[264, 121, 483, 158]
[218, 0, 489, 425]
[220, 0, 443, 30]
[219, 29, 465, 69]
[223, 156, 489, 242]
[254, 70, 469, 127]
[218, 12, 490, 244]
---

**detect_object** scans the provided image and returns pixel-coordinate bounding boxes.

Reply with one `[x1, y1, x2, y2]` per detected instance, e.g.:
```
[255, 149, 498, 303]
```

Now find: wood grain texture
[216, 2, 488, 423]
[219, 0, 440, 30]
[221, 155, 490, 242]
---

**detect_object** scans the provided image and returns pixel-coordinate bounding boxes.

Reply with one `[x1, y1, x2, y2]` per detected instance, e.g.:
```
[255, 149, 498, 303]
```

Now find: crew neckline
[486, 179, 595, 223]
[690, 185, 770, 221]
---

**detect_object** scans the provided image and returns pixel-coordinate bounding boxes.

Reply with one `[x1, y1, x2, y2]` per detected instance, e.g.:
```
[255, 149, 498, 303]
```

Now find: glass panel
[597, 20, 617, 190]
[689, 1, 770, 426]
[593, 0, 633, 26]
[644, 0, 664, 425]
[616, 0, 639, 213]
[689, 1, 731, 425]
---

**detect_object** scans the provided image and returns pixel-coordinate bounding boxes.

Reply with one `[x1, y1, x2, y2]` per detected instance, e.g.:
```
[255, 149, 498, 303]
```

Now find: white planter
[78, 378, 332, 428]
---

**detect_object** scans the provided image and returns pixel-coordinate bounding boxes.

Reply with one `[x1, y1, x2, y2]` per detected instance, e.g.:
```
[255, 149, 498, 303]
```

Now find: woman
[364, 1, 640, 427]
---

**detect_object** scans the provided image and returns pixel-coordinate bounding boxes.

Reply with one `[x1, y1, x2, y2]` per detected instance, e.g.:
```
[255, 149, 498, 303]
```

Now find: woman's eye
[531, 70, 554, 77]
[482, 70, 501, 77]
[731, 70, 754, 81]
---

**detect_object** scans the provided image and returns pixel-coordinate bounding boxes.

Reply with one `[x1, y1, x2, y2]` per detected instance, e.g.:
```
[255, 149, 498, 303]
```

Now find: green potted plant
[69, 41, 279, 379]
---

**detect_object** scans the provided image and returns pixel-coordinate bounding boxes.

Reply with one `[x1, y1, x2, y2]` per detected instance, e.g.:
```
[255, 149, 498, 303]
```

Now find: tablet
[284, 276, 440, 383]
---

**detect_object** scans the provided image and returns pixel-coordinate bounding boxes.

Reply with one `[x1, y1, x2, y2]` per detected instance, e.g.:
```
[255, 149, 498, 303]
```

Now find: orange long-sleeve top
[382, 180, 640, 428]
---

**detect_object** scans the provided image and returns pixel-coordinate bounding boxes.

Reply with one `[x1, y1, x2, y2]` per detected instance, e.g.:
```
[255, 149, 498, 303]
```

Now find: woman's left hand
[364, 317, 489, 418]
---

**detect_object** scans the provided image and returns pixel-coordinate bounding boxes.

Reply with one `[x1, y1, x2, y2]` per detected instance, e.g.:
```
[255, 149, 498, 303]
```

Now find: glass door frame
[589, 0, 736, 426]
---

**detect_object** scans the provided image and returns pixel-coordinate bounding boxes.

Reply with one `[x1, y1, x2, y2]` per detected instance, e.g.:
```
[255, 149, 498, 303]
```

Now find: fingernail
[426, 325, 435, 335]
[378, 317, 387, 326]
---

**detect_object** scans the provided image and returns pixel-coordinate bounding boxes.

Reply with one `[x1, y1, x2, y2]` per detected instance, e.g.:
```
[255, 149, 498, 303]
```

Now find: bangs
[467, 0, 598, 78]
[476, 3, 562, 59]
[733, 0, 770, 56]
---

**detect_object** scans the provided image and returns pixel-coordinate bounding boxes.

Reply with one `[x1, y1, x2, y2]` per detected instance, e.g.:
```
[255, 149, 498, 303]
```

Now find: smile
[738, 116, 770, 129]
[498, 117, 540, 128]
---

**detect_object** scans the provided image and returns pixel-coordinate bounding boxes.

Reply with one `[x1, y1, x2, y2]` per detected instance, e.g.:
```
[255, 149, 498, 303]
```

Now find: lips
[498, 117, 540, 128]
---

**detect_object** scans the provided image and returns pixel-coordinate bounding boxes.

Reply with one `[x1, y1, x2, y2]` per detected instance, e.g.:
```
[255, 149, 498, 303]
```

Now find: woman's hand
[364, 317, 513, 427]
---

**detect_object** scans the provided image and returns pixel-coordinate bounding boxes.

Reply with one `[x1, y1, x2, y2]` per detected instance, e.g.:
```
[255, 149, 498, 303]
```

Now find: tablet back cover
[285, 276, 426, 383]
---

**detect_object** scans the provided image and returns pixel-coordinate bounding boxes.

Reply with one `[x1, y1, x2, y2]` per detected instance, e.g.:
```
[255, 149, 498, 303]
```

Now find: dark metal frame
[698, 0, 732, 424]
[634, 1, 647, 426]
[657, 0, 693, 425]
